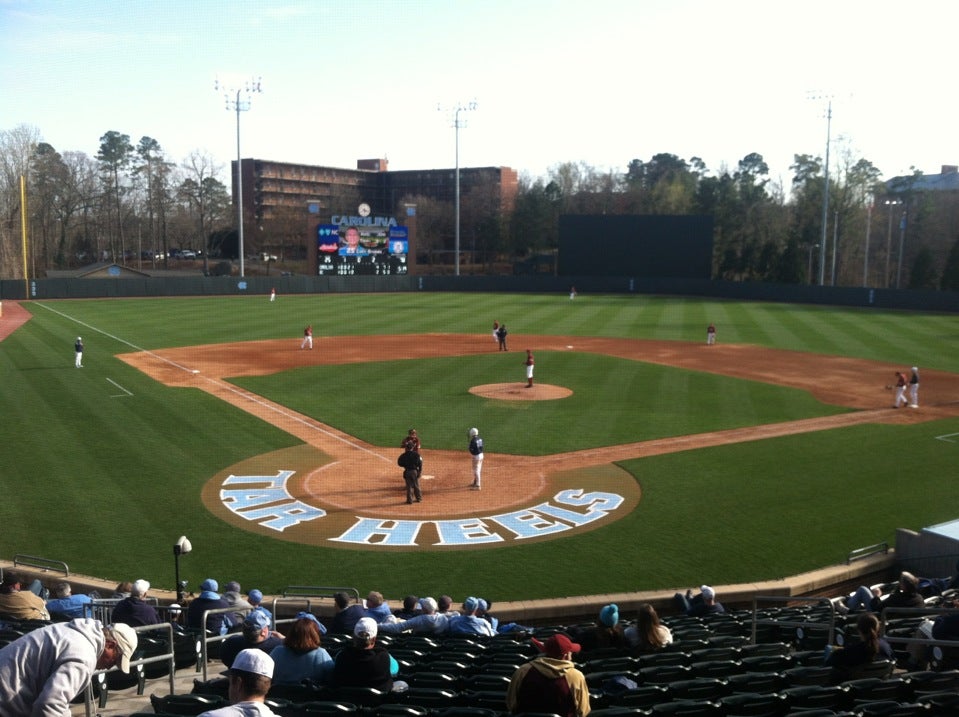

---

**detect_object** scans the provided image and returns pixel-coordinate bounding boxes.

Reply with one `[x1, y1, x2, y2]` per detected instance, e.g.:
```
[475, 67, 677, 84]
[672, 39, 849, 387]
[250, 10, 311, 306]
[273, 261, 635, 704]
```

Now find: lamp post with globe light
[173, 535, 192, 602]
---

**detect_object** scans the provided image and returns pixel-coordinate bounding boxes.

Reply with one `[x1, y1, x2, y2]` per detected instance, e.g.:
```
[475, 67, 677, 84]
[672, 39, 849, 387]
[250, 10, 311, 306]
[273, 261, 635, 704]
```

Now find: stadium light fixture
[808, 93, 834, 287]
[439, 100, 477, 276]
[214, 75, 263, 278]
[884, 198, 902, 288]
[173, 535, 192, 602]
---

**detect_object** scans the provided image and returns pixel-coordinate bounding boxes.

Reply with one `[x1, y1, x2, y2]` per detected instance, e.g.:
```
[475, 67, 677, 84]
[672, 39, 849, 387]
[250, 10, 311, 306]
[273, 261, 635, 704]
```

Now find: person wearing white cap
[112, 578, 161, 626]
[673, 585, 725, 617]
[909, 367, 920, 408]
[74, 336, 84, 368]
[0, 618, 137, 716]
[378, 596, 450, 636]
[331, 617, 398, 691]
[199, 648, 278, 716]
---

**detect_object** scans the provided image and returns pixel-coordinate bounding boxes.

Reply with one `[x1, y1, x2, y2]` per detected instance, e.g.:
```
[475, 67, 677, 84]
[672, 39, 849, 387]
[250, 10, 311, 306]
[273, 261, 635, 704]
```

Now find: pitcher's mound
[469, 383, 572, 401]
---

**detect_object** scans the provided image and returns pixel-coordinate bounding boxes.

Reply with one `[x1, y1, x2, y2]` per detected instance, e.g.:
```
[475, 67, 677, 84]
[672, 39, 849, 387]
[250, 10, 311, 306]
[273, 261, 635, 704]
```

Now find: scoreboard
[316, 222, 409, 276]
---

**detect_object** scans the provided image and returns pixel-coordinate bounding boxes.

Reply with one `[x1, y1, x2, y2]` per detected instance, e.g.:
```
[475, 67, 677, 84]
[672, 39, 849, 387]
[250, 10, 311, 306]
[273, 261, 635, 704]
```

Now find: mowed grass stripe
[3, 294, 957, 601]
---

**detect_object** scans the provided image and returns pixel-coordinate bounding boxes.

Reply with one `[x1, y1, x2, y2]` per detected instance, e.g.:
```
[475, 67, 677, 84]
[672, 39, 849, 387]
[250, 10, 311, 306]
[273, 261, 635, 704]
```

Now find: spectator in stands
[112, 581, 133, 599]
[112, 579, 161, 627]
[270, 612, 334, 686]
[379, 596, 450, 635]
[0, 618, 137, 716]
[448, 596, 496, 636]
[187, 578, 232, 635]
[844, 571, 925, 613]
[220, 608, 283, 668]
[364, 591, 393, 624]
[44, 581, 95, 619]
[222, 581, 253, 627]
[0, 570, 50, 620]
[824, 612, 893, 682]
[247, 588, 271, 621]
[331, 617, 398, 691]
[907, 606, 959, 669]
[673, 585, 725, 617]
[437, 595, 459, 617]
[200, 648, 278, 717]
[573, 603, 627, 652]
[506, 632, 591, 717]
[394, 595, 420, 620]
[624, 603, 673, 652]
[331, 591, 366, 635]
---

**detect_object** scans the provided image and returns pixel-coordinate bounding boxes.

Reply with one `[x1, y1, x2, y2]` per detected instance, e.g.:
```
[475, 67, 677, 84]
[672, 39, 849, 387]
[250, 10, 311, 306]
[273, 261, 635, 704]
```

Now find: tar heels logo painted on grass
[217, 470, 625, 548]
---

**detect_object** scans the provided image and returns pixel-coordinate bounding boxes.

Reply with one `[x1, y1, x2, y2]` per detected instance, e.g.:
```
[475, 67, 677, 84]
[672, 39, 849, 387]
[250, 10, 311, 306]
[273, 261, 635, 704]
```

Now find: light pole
[883, 199, 902, 288]
[173, 535, 192, 602]
[215, 75, 262, 277]
[439, 100, 477, 276]
[818, 99, 832, 286]
[863, 200, 873, 287]
[896, 208, 907, 289]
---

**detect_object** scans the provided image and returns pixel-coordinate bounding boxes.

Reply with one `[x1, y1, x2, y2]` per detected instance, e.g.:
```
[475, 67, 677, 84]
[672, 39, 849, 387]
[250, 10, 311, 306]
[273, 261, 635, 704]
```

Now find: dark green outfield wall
[2, 274, 958, 313]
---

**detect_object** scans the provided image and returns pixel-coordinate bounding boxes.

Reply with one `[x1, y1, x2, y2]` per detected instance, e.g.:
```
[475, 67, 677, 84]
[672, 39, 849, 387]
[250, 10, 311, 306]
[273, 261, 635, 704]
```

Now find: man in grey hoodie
[0, 618, 137, 716]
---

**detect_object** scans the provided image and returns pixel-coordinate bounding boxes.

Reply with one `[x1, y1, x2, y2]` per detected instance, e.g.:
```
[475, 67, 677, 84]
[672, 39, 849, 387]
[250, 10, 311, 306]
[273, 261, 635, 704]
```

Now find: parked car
[260, 252, 278, 262]
[180, 249, 197, 259]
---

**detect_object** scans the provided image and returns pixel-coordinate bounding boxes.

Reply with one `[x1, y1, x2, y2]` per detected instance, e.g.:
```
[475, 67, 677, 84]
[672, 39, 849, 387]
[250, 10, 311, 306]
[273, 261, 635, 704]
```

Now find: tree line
[3, 122, 959, 289]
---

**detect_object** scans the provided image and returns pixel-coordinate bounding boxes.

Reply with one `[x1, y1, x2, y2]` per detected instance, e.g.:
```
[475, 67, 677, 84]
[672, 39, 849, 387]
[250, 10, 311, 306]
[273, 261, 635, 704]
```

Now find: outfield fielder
[468, 427, 484, 490]
[74, 336, 84, 368]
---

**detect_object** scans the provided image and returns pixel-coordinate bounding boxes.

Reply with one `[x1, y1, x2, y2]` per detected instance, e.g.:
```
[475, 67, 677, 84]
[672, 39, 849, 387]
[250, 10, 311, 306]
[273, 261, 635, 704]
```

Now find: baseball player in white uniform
[468, 427, 484, 490]
[74, 337, 84, 368]
[909, 367, 920, 407]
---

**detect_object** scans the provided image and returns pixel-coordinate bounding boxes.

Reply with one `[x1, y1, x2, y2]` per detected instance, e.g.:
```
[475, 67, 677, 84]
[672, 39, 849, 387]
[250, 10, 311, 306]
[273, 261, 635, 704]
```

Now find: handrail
[750, 595, 838, 645]
[84, 621, 177, 717]
[198, 606, 252, 681]
[281, 585, 359, 601]
[846, 543, 889, 563]
[11, 554, 70, 576]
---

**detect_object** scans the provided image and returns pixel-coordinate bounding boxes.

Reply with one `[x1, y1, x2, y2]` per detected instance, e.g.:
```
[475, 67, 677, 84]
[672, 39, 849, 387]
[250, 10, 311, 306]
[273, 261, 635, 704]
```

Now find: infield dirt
[117, 335, 959, 519]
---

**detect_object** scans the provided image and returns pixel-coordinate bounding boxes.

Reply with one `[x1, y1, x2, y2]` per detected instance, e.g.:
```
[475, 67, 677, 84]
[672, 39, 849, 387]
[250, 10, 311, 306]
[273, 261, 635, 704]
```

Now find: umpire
[398, 448, 423, 504]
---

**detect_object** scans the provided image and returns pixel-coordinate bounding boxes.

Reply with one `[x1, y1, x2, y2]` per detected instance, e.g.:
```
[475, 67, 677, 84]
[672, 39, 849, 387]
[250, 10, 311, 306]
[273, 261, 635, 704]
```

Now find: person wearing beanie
[507, 632, 590, 717]
[222, 580, 253, 627]
[111, 578, 160, 627]
[187, 578, 231, 634]
[572, 603, 625, 651]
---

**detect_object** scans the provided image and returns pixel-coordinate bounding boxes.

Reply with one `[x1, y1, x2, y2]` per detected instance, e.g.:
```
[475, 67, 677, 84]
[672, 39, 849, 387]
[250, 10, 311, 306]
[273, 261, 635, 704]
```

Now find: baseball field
[2, 292, 958, 604]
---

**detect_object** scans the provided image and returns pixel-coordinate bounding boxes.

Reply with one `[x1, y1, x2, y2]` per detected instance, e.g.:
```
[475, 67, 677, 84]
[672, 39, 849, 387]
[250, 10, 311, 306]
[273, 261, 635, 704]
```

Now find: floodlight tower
[215, 75, 262, 277]
[808, 94, 834, 286]
[439, 100, 477, 276]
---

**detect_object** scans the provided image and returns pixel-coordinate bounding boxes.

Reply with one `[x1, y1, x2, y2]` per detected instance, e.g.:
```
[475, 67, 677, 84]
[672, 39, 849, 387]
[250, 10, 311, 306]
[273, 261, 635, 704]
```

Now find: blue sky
[2, 0, 957, 190]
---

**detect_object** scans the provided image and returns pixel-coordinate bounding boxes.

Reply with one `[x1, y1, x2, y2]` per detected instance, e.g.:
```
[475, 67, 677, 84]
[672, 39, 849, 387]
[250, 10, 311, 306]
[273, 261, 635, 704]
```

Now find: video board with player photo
[316, 224, 408, 276]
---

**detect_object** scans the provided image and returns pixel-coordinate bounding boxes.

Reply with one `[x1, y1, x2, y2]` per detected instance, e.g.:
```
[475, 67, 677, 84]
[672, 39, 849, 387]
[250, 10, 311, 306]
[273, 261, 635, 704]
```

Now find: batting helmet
[469, 427, 479, 437]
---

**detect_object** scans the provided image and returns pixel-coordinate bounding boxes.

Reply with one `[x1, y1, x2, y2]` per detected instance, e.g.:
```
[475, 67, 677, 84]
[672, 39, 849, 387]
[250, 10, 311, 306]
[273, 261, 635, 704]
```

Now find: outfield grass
[1, 293, 956, 602]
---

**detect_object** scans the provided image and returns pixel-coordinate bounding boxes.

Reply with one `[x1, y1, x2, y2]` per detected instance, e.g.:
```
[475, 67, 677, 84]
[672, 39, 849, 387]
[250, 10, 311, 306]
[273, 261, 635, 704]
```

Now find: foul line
[106, 378, 133, 398]
[936, 433, 959, 443]
[31, 303, 197, 374]
[31, 302, 385, 460]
